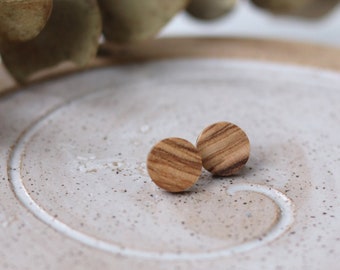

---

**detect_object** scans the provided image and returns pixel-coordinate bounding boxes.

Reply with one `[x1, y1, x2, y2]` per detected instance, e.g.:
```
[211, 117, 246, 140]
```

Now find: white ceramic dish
[0, 58, 339, 269]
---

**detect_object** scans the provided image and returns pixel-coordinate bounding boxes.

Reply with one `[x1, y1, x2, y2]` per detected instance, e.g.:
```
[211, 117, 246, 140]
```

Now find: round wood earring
[196, 122, 250, 176]
[147, 137, 202, 193]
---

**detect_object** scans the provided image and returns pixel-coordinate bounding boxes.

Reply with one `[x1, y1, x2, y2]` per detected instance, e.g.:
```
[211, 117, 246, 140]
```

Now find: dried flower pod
[293, 0, 340, 19]
[251, 0, 340, 18]
[97, 0, 189, 43]
[0, 0, 52, 42]
[186, 0, 237, 20]
[0, 0, 102, 83]
[251, 0, 310, 14]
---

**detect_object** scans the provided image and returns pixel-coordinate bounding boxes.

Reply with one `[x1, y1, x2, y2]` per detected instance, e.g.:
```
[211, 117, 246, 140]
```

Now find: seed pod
[251, 0, 310, 14]
[97, 0, 189, 43]
[0, 0, 52, 42]
[186, 0, 237, 20]
[251, 0, 340, 18]
[293, 0, 340, 19]
[0, 0, 102, 83]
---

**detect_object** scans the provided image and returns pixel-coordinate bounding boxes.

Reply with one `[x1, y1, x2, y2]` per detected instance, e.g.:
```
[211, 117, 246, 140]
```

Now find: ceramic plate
[1, 51, 339, 269]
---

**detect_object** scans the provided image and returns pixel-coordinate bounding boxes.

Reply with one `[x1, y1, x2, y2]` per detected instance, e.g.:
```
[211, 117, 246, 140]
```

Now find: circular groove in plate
[4, 59, 340, 263]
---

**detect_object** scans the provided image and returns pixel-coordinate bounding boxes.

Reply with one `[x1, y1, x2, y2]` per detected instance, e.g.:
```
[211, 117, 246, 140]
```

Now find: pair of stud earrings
[147, 121, 250, 193]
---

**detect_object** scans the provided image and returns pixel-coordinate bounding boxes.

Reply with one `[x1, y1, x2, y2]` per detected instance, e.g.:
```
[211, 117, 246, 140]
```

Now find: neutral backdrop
[160, 0, 340, 46]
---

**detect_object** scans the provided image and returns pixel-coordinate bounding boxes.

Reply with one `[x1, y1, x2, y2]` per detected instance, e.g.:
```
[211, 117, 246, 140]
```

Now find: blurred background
[2, 0, 340, 85]
[161, 0, 340, 46]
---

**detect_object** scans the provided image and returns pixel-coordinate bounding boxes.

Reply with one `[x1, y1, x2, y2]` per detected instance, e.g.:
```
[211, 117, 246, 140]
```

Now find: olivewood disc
[196, 122, 250, 176]
[147, 137, 202, 192]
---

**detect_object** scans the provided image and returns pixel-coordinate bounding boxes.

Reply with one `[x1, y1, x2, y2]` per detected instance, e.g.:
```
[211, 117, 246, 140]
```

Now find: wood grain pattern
[196, 122, 250, 176]
[147, 137, 202, 193]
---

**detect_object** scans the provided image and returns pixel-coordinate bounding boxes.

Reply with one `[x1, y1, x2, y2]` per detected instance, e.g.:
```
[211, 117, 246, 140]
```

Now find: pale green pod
[251, 0, 340, 18]
[251, 0, 310, 14]
[293, 0, 340, 19]
[186, 0, 237, 20]
[97, 0, 189, 43]
[0, 0, 102, 83]
[0, 0, 53, 42]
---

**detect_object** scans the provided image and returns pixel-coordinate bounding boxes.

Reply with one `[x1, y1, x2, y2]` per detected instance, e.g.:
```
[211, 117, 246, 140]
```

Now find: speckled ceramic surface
[0, 59, 339, 269]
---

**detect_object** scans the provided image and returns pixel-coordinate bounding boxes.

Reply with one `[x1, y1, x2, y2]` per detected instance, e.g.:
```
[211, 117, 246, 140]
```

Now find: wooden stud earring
[147, 137, 202, 193]
[196, 122, 250, 176]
